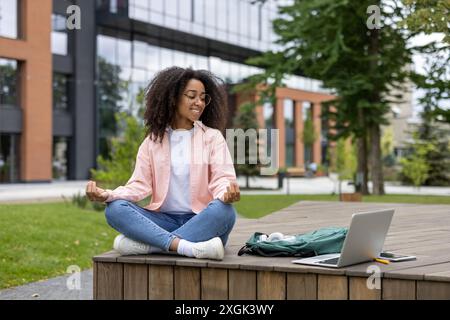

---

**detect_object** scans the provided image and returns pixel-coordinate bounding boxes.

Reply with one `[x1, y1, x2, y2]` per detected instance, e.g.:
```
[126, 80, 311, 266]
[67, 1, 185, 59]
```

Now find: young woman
[86, 67, 240, 261]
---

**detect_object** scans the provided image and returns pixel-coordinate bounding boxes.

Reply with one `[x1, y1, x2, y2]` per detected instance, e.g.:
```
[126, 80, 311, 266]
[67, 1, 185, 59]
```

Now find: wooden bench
[93, 201, 450, 300]
[340, 192, 362, 202]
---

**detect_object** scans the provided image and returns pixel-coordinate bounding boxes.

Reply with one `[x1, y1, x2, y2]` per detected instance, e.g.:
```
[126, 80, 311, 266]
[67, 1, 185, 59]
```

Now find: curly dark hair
[144, 67, 228, 143]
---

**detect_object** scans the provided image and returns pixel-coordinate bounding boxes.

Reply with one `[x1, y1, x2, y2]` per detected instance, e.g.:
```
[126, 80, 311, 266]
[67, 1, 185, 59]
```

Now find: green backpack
[237, 227, 348, 257]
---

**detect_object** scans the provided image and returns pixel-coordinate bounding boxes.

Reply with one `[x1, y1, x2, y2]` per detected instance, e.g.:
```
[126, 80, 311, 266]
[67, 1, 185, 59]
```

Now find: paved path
[0, 269, 93, 300]
[1, 177, 449, 203]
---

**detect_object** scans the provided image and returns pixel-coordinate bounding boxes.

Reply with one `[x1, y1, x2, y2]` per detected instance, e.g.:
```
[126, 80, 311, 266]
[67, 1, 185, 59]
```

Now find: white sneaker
[192, 237, 225, 261]
[113, 234, 150, 255]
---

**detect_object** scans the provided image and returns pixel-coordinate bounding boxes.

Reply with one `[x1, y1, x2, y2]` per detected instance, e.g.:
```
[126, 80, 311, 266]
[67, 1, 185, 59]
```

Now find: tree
[415, 107, 450, 186]
[90, 112, 145, 190]
[97, 57, 129, 159]
[401, 0, 450, 123]
[400, 132, 436, 188]
[236, 0, 412, 195]
[302, 110, 316, 164]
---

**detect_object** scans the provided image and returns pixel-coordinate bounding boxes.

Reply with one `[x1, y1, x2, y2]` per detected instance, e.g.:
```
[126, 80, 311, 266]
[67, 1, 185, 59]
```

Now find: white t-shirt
[159, 127, 194, 214]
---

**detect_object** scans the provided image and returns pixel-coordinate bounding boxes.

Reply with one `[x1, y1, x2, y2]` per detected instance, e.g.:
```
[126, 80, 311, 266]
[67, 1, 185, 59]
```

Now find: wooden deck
[93, 201, 450, 300]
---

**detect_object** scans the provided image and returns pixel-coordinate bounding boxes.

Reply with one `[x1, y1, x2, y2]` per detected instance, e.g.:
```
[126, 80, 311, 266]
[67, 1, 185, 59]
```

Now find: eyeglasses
[183, 91, 211, 106]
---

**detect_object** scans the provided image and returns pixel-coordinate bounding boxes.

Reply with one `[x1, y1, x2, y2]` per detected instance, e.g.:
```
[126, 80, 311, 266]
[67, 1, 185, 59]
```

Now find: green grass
[0, 193, 449, 289]
[0, 202, 118, 290]
[236, 194, 450, 218]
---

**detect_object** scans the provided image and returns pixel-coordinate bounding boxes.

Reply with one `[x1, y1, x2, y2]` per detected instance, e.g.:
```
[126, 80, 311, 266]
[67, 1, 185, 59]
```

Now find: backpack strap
[237, 245, 252, 256]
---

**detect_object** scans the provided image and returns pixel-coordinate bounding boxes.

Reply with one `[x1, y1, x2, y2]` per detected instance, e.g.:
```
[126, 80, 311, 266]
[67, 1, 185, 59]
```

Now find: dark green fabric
[238, 227, 348, 257]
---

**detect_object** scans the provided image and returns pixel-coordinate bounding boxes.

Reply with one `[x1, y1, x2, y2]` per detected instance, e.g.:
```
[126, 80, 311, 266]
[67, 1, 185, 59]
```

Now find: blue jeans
[104, 199, 237, 251]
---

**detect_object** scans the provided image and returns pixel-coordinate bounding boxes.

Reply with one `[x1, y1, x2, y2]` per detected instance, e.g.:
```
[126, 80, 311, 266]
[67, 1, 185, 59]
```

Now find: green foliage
[97, 57, 130, 159]
[401, 0, 450, 43]
[381, 127, 396, 166]
[302, 111, 316, 146]
[335, 138, 357, 180]
[400, 132, 436, 187]
[91, 112, 145, 190]
[401, 1, 450, 124]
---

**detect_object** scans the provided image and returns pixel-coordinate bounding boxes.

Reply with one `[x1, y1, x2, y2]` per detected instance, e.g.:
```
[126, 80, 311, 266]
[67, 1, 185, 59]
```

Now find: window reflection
[51, 14, 68, 55]
[0, 0, 18, 39]
[53, 73, 69, 110]
[53, 137, 69, 181]
[0, 58, 18, 107]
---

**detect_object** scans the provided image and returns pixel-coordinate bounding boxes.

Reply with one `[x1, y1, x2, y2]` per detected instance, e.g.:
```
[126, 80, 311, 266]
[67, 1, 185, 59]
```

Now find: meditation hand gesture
[85, 180, 109, 202]
[222, 181, 240, 204]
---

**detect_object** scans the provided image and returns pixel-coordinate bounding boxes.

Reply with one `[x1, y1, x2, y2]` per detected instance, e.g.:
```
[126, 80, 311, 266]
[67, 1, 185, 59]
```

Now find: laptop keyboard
[318, 257, 339, 265]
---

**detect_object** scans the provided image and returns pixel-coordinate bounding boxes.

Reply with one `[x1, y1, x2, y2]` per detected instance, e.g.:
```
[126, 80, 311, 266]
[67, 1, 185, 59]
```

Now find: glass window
[117, 38, 132, 68]
[97, 34, 117, 65]
[228, 0, 238, 43]
[133, 40, 148, 69]
[52, 137, 69, 181]
[204, 0, 216, 36]
[173, 50, 186, 67]
[178, 0, 191, 22]
[0, 58, 18, 107]
[53, 73, 69, 110]
[0, 0, 18, 39]
[249, 2, 259, 40]
[51, 14, 68, 55]
[284, 99, 295, 167]
[0, 134, 20, 182]
[130, 0, 150, 21]
[238, 1, 250, 47]
[160, 48, 173, 69]
[164, 0, 177, 29]
[149, 0, 164, 24]
[193, 0, 204, 23]
[146, 44, 160, 71]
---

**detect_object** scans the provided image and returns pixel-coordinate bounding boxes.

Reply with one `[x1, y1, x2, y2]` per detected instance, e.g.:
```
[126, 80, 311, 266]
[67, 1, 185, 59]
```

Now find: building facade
[0, 0, 334, 183]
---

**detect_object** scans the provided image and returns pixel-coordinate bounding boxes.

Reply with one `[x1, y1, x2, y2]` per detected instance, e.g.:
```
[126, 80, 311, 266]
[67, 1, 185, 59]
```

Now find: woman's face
[175, 78, 210, 124]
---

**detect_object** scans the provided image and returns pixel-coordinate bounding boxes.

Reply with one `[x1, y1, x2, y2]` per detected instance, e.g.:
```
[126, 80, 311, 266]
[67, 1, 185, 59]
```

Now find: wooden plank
[228, 270, 257, 300]
[286, 273, 317, 300]
[92, 250, 120, 262]
[148, 265, 174, 300]
[424, 270, 450, 283]
[349, 277, 381, 300]
[417, 281, 450, 300]
[384, 262, 450, 281]
[201, 268, 228, 300]
[93, 261, 98, 300]
[123, 264, 148, 300]
[317, 275, 348, 300]
[96, 262, 123, 300]
[257, 271, 286, 300]
[174, 266, 201, 300]
[382, 279, 416, 300]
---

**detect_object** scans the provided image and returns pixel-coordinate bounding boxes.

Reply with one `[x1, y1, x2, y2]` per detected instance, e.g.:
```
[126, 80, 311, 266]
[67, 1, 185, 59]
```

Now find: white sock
[177, 239, 195, 257]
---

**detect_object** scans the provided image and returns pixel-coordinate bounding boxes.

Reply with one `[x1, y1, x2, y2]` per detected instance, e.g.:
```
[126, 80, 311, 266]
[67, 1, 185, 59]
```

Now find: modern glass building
[0, 0, 334, 183]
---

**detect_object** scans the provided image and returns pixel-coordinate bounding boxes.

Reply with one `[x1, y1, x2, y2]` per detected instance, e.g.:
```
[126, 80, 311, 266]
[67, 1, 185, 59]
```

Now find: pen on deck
[374, 258, 390, 264]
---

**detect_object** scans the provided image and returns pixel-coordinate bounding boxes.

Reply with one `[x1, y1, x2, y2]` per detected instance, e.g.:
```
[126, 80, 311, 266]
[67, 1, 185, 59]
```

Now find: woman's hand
[85, 180, 109, 202]
[222, 181, 240, 204]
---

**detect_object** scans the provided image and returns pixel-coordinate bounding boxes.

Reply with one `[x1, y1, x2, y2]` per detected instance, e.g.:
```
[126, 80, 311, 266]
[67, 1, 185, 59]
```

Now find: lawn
[0, 193, 449, 289]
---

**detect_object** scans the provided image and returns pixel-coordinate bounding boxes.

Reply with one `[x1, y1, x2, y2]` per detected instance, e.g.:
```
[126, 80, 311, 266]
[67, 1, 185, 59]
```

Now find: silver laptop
[292, 209, 394, 268]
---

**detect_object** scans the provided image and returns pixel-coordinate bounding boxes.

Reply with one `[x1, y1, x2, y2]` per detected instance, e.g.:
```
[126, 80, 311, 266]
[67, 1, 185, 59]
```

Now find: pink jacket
[105, 121, 237, 213]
